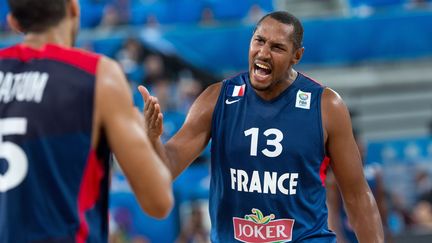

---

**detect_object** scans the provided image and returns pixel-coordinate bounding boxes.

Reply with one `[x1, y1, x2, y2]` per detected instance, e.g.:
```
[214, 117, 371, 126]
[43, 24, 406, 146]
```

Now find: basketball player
[0, 0, 173, 242]
[140, 11, 384, 242]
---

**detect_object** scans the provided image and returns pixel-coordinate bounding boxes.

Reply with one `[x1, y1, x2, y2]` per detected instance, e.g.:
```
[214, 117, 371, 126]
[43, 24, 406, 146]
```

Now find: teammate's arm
[139, 83, 221, 179]
[94, 57, 173, 218]
[322, 88, 384, 243]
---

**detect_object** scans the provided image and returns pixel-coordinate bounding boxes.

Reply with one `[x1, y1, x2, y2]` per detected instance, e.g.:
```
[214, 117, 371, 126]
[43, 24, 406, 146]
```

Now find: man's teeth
[256, 63, 270, 70]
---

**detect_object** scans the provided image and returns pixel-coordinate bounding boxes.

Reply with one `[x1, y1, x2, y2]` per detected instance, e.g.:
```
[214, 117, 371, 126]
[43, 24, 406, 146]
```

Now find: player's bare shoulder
[189, 82, 222, 117]
[96, 56, 127, 87]
[321, 87, 351, 140]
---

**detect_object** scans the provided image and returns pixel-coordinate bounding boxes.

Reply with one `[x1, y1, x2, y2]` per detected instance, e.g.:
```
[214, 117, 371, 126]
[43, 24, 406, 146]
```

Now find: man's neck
[22, 22, 72, 49]
[254, 69, 298, 101]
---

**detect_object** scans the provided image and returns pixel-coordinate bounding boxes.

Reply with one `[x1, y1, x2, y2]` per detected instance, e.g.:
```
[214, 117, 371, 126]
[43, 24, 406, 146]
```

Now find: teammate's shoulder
[50, 45, 101, 70]
[96, 56, 122, 76]
[0, 44, 24, 60]
[30, 44, 102, 75]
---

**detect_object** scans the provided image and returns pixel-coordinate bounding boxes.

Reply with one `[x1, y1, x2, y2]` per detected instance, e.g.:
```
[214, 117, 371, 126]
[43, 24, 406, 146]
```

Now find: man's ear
[7, 14, 24, 33]
[69, 0, 80, 18]
[292, 47, 305, 65]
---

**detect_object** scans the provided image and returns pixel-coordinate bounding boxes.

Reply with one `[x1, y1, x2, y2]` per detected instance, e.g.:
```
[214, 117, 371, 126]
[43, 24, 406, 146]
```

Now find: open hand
[138, 85, 164, 141]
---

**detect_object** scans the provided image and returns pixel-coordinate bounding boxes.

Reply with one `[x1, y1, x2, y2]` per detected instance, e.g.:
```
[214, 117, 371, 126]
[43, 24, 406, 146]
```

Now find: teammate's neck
[22, 21, 73, 49]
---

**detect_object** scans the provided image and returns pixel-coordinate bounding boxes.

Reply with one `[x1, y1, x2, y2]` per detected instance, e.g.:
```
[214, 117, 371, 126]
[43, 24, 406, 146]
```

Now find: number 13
[244, 127, 283, 157]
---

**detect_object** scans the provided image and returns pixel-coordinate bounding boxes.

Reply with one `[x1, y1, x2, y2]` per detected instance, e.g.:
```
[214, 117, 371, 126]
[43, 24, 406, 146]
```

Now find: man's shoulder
[45, 44, 102, 74]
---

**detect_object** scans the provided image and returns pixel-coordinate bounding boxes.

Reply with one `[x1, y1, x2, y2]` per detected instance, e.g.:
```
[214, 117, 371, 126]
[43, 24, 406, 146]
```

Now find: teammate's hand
[138, 85, 164, 141]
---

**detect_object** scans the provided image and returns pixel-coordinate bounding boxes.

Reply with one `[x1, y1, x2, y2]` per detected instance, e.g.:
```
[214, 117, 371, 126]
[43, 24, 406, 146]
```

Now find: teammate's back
[0, 43, 110, 242]
[0, 0, 174, 242]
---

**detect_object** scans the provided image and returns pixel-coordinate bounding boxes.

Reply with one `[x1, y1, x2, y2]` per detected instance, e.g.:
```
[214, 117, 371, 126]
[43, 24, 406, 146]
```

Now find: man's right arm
[94, 57, 173, 218]
[139, 82, 222, 179]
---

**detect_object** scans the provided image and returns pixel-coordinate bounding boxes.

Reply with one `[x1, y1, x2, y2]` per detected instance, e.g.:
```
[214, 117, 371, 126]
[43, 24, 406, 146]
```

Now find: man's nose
[258, 45, 271, 59]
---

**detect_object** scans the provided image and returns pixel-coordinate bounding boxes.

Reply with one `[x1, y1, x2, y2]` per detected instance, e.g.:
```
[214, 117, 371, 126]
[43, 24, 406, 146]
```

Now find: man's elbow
[139, 191, 174, 219]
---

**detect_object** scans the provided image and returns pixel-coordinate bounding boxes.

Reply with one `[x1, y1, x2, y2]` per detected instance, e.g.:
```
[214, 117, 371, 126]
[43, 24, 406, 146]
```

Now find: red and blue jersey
[210, 72, 335, 242]
[0, 44, 110, 243]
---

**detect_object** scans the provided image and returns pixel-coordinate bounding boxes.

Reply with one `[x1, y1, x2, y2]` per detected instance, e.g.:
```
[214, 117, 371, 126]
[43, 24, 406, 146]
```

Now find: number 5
[0, 118, 28, 192]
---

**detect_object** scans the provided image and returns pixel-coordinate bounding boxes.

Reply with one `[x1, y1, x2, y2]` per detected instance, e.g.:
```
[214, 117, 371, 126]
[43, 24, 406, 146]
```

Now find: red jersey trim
[319, 156, 331, 187]
[76, 149, 105, 243]
[0, 44, 100, 75]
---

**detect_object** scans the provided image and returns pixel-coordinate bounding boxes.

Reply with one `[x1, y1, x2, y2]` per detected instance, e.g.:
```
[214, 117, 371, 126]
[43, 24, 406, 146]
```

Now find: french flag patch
[226, 84, 246, 97]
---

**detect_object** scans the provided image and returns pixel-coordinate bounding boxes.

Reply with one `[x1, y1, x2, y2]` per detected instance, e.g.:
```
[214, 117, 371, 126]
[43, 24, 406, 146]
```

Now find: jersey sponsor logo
[0, 71, 49, 103]
[295, 90, 311, 110]
[225, 98, 241, 105]
[233, 208, 295, 243]
[230, 168, 298, 195]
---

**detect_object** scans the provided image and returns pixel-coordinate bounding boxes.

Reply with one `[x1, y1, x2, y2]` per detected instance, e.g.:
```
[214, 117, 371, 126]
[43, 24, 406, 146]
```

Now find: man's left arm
[321, 88, 384, 243]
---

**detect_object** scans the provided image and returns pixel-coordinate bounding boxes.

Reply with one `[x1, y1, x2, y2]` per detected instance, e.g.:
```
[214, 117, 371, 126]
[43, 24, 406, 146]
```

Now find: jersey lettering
[230, 168, 298, 195]
[0, 71, 49, 103]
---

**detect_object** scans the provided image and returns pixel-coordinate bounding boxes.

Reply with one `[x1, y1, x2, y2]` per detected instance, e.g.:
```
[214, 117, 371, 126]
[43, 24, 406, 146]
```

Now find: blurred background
[1, 0, 432, 242]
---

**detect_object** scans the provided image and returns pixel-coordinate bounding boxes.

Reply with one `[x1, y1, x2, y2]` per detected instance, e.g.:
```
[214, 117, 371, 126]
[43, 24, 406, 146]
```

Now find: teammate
[0, 0, 173, 242]
[140, 11, 384, 242]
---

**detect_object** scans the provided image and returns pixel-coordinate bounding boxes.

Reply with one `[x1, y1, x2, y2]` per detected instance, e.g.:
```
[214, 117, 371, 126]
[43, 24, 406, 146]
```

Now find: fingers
[139, 88, 164, 138]
[156, 113, 164, 132]
[138, 85, 150, 102]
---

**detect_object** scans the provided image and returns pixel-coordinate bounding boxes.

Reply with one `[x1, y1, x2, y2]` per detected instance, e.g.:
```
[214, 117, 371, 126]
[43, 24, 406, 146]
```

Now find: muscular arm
[322, 88, 384, 243]
[93, 57, 173, 218]
[139, 83, 221, 179]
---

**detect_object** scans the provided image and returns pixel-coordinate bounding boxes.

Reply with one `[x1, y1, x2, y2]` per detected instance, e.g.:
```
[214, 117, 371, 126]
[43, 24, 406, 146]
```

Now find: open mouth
[254, 62, 272, 78]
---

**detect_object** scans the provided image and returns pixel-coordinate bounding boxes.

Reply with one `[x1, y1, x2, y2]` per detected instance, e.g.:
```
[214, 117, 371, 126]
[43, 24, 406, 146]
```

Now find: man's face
[248, 17, 299, 92]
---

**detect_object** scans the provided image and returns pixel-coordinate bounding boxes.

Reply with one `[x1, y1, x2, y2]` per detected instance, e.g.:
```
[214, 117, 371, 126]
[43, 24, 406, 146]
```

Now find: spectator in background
[415, 169, 432, 200]
[243, 4, 267, 24]
[411, 190, 432, 232]
[199, 7, 217, 26]
[142, 53, 166, 86]
[116, 37, 144, 83]
[176, 71, 203, 113]
[111, 0, 130, 24]
[177, 201, 210, 243]
[99, 4, 121, 30]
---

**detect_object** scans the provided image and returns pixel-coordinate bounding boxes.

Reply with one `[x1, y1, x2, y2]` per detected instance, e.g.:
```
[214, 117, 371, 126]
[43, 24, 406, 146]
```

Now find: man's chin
[250, 81, 272, 92]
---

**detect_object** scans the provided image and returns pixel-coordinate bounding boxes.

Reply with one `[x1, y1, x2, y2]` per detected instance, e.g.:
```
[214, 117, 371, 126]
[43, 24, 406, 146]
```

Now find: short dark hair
[7, 0, 69, 33]
[255, 11, 304, 50]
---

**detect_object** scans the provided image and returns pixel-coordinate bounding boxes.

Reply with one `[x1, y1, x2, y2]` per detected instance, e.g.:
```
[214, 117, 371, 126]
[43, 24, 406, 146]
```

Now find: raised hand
[138, 85, 164, 141]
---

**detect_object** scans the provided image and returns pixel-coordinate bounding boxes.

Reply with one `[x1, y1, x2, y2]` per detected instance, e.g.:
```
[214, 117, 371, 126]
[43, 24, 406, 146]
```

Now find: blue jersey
[210, 72, 335, 242]
[0, 44, 110, 243]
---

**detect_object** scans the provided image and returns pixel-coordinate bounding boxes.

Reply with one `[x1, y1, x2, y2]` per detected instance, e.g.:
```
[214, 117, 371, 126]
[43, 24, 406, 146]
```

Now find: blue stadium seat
[79, 0, 105, 28]
[0, 2, 9, 31]
[130, 1, 172, 25]
[92, 37, 123, 57]
[349, 0, 406, 8]
[166, 0, 205, 24]
[208, 0, 252, 21]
